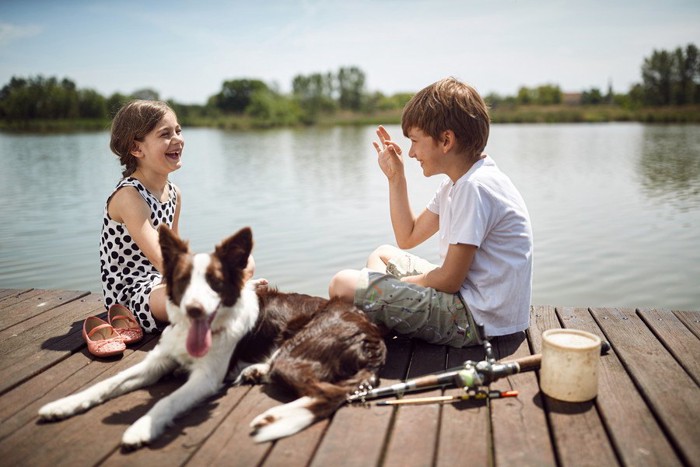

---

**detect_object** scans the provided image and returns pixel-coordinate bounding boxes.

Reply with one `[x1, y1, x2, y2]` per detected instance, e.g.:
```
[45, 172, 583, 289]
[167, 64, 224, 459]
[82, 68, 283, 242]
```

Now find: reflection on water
[0, 123, 698, 310]
[638, 125, 700, 210]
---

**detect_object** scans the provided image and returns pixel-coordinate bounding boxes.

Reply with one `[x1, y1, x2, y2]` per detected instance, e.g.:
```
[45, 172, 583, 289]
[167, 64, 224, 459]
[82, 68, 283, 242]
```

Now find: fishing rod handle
[499, 340, 610, 373]
[501, 354, 542, 372]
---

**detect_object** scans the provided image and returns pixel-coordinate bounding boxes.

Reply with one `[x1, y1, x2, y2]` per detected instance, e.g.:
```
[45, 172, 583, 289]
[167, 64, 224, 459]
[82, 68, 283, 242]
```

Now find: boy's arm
[402, 243, 477, 293]
[374, 125, 438, 248]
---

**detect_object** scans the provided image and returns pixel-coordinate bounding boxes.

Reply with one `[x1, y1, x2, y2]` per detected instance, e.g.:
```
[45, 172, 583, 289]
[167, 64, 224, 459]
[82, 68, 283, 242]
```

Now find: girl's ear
[130, 141, 144, 158]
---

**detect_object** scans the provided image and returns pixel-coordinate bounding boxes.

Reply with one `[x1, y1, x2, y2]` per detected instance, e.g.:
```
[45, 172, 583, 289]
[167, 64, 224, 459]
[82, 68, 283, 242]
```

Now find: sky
[1, 0, 699, 105]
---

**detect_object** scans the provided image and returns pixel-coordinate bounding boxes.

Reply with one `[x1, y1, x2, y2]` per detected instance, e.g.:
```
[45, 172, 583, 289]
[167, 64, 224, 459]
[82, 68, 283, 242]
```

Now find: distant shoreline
[2, 105, 699, 132]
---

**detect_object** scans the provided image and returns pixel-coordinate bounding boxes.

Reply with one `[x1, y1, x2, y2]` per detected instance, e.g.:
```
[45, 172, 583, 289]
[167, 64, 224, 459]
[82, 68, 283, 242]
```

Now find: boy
[328, 77, 533, 347]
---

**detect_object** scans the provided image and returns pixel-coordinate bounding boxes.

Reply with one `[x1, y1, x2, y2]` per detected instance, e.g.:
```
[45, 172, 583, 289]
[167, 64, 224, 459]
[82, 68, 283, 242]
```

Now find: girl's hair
[109, 100, 174, 178]
[401, 77, 490, 159]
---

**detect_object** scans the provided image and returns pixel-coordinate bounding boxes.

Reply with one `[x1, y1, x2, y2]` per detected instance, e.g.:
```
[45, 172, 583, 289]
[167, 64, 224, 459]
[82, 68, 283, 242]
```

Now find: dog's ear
[158, 224, 189, 279]
[215, 227, 253, 272]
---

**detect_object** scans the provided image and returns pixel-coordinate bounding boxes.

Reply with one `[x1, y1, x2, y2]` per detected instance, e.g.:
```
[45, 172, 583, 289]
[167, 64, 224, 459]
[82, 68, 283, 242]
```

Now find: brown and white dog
[38, 225, 386, 448]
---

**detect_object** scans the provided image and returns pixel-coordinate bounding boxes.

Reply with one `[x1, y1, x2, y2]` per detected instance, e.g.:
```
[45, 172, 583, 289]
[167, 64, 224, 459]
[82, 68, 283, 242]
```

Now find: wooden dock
[0, 288, 698, 466]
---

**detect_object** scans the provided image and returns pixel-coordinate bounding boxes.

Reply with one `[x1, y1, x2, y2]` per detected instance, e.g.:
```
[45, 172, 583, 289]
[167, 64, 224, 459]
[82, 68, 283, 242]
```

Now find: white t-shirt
[427, 156, 533, 337]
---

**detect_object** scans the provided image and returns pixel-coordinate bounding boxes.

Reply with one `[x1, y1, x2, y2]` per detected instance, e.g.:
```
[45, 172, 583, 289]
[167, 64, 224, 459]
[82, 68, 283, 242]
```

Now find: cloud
[0, 22, 42, 47]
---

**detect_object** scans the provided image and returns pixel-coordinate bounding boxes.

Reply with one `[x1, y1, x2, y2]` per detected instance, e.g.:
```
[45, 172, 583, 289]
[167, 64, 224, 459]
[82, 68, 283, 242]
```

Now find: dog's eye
[206, 272, 224, 291]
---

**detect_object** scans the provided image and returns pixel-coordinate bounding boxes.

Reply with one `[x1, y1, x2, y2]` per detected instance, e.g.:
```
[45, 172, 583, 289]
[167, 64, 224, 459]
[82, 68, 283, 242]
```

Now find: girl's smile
[134, 110, 184, 175]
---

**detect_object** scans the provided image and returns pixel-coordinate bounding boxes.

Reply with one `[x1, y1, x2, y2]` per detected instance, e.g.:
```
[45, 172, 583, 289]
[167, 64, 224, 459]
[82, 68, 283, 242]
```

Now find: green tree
[674, 44, 700, 104]
[336, 66, 366, 111]
[215, 79, 269, 113]
[0, 75, 80, 119]
[516, 86, 534, 105]
[642, 49, 674, 105]
[516, 84, 561, 105]
[246, 88, 301, 127]
[78, 89, 107, 118]
[292, 73, 337, 123]
[535, 84, 562, 105]
[107, 92, 129, 117]
[581, 88, 604, 105]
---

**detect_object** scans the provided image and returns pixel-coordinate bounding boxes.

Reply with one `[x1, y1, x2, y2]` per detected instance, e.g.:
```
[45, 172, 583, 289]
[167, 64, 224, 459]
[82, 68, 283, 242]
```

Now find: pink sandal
[108, 304, 144, 345]
[83, 316, 126, 357]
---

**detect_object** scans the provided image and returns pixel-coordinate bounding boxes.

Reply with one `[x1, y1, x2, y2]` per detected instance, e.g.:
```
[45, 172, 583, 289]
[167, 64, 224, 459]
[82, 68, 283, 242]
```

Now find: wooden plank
[101, 383, 254, 466]
[638, 308, 700, 386]
[0, 293, 109, 395]
[382, 340, 447, 467]
[538, 307, 619, 467]
[591, 307, 700, 467]
[0, 341, 160, 466]
[0, 336, 158, 441]
[0, 291, 103, 358]
[490, 328, 556, 466]
[435, 344, 490, 467]
[0, 288, 32, 301]
[186, 385, 277, 466]
[310, 336, 413, 467]
[0, 289, 89, 331]
[1, 333, 260, 467]
[560, 307, 681, 467]
[261, 416, 328, 467]
[674, 310, 700, 339]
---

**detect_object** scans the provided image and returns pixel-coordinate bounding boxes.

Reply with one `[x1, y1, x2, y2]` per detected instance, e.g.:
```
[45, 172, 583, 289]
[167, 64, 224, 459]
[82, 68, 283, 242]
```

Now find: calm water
[1, 123, 699, 309]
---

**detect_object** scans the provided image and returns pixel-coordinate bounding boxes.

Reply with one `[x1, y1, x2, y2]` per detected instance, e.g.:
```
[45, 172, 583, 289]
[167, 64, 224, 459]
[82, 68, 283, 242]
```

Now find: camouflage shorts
[354, 252, 481, 348]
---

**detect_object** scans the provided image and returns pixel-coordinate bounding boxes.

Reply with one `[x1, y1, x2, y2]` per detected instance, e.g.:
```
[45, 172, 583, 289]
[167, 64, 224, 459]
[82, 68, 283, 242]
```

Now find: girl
[100, 100, 184, 333]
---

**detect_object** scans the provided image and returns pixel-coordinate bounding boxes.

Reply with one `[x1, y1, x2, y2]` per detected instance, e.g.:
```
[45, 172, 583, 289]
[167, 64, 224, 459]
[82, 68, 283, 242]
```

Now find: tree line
[1, 44, 698, 128]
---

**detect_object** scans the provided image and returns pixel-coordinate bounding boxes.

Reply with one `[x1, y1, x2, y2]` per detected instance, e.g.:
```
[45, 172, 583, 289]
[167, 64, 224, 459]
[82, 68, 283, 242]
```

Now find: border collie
[38, 225, 386, 448]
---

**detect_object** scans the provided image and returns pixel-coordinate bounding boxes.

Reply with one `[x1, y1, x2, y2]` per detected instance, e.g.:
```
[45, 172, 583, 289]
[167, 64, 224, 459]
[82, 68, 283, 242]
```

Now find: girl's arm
[171, 185, 182, 236]
[402, 242, 476, 294]
[108, 187, 166, 274]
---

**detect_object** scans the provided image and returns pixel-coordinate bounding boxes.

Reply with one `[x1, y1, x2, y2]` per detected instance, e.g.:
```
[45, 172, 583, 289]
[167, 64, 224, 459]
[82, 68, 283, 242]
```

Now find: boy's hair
[401, 77, 490, 159]
[110, 100, 174, 178]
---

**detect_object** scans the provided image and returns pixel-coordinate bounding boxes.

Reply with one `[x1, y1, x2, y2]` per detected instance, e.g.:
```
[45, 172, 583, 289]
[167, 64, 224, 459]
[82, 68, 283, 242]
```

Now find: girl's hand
[373, 125, 404, 181]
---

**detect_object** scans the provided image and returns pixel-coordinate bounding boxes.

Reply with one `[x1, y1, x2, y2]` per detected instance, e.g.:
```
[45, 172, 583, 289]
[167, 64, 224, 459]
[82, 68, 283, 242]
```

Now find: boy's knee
[328, 269, 359, 302]
[367, 244, 401, 271]
[371, 244, 399, 261]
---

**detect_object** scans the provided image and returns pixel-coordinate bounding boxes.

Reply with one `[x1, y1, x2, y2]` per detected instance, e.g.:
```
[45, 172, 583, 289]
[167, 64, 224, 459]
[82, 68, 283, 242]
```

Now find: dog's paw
[249, 397, 315, 443]
[121, 415, 157, 450]
[38, 395, 87, 421]
[234, 363, 270, 385]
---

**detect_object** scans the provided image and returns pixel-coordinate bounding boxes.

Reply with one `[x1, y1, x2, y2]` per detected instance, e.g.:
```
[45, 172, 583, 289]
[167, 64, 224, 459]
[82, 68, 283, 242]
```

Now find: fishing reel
[347, 331, 520, 404]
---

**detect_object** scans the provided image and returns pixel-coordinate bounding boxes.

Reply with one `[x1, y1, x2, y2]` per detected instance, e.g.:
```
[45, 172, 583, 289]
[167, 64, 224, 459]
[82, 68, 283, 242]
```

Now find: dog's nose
[186, 303, 205, 319]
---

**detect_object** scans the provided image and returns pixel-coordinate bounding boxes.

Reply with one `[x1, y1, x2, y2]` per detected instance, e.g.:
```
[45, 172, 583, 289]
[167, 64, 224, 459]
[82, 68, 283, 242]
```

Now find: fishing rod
[347, 338, 520, 403]
[347, 333, 610, 404]
[375, 389, 519, 406]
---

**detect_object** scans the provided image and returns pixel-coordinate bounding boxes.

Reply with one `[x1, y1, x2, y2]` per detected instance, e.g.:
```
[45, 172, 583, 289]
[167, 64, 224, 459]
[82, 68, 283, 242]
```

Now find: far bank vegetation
[1, 44, 699, 131]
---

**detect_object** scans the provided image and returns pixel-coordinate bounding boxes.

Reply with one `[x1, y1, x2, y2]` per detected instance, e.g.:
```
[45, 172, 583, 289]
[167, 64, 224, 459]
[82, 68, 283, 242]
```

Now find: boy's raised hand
[373, 125, 404, 181]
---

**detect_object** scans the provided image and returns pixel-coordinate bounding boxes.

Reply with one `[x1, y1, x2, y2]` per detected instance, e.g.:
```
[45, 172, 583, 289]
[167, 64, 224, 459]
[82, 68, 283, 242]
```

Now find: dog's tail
[249, 374, 371, 443]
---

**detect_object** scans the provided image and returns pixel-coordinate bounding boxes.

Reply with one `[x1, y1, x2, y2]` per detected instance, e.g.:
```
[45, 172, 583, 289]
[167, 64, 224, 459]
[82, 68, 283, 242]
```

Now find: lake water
[1, 123, 699, 309]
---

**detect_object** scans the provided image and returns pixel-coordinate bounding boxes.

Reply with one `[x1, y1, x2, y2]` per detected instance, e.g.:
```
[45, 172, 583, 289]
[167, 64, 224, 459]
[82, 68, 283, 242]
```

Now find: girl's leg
[148, 283, 169, 323]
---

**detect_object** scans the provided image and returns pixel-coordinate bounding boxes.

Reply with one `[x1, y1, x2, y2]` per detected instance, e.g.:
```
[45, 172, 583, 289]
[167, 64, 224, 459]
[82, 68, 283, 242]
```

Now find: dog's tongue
[187, 318, 212, 358]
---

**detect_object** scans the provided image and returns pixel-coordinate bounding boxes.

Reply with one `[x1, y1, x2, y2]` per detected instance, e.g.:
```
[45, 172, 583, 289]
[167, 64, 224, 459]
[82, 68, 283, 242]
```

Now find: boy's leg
[384, 251, 439, 279]
[353, 270, 481, 348]
[366, 244, 404, 272]
[328, 269, 362, 303]
[330, 245, 405, 301]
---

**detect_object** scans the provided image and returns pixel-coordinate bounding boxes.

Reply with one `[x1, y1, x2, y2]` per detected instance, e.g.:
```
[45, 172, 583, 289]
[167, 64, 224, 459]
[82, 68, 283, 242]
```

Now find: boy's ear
[441, 130, 456, 153]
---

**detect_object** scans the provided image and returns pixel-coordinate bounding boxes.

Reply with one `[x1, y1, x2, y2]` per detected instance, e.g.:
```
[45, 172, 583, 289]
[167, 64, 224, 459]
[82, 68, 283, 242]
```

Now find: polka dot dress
[100, 177, 177, 333]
